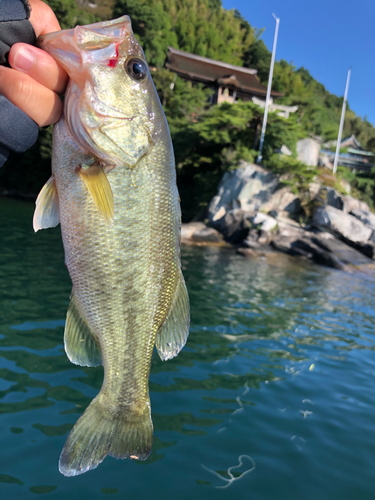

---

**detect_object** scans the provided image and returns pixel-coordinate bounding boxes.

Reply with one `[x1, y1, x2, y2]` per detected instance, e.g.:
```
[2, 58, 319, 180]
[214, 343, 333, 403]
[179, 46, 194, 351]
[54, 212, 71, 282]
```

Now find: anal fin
[64, 292, 101, 367]
[33, 175, 60, 232]
[79, 163, 114, 225]
[156, 273, 190, 361]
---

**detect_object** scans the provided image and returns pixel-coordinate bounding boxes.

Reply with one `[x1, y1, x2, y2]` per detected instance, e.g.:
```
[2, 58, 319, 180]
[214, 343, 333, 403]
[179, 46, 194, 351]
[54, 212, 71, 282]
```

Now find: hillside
[1, 0, 375, 220]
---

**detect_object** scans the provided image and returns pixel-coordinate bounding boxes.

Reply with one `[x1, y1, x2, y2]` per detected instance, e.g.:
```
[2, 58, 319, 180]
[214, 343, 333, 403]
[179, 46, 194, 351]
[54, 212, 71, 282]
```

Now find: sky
[222, 0, 375, 126]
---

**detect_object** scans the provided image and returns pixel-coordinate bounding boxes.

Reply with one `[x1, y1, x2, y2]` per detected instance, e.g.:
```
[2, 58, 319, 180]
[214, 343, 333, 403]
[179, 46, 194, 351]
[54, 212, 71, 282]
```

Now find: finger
[8, 43, 68, 94]
[28, 0, 61, 37]
[0, 66, 63, 126]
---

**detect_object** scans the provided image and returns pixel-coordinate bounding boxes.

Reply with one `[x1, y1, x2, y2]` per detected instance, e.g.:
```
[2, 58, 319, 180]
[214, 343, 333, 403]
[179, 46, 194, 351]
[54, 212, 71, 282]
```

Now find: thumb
[28, 0, 61, 37]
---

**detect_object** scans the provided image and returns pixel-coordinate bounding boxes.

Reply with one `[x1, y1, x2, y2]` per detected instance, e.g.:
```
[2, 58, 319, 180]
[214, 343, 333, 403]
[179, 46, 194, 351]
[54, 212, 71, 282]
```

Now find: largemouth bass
[33, 17, 189, 476]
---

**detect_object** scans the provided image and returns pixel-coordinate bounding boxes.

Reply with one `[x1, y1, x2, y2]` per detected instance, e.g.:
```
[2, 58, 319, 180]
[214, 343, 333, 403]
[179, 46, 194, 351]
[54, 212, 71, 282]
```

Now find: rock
[313, 205, 373, 244]
[208, 162, 279, 224]
[260, 186, 301, 216]
[181, 222, 207, 240]
[191, 227, 225, 244]
[258, 230, 272, 245]
[181, 222, 226, 246]
[211, 205, 226, 223]
[309, 182, 322, 199]
[236, 248, 257, 258]
[342, 195, 370, 214]
[316, 187, 343, 210]
[253, 213, 278, 232]
[350, 209, 375, 232]
[319, 153, 333, 169]
[204, 161, 375, 269]
[339, 179, 351, 195]
[311, 234, 373, 267]
[219, 209, 252, 244]
[272, 230, 373, 270]
[290, 238, 344, 269]
[276, 217, 306, 242]
[243, 239, 261, 249]
[242, 229, 261, 248]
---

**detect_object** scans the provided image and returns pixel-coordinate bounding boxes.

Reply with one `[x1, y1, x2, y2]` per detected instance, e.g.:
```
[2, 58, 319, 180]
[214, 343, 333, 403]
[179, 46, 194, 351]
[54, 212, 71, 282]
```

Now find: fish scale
[33, 16, 189, 476]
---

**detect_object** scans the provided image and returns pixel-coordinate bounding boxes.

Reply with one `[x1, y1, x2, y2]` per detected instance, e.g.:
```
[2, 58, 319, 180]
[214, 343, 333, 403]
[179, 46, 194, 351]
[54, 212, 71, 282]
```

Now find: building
[165, 47, 282, 105]
[321, 135, 374, 170]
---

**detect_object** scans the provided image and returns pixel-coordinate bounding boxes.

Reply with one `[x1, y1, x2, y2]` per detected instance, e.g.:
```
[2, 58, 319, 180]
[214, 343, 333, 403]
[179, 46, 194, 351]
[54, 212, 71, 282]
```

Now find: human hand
[0, 0, 68, 127]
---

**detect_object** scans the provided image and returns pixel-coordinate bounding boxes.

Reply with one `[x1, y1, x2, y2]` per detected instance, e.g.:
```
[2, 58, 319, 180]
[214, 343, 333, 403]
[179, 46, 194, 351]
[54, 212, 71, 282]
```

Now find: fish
[33, 17, 190, 476]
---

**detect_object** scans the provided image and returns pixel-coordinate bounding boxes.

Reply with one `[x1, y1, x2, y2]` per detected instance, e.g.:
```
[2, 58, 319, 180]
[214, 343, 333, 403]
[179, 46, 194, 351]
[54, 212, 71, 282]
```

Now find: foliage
[113, 0, 255, 67]
[44, 0, 99, 28]
[242, 37, 270, 82]
[266, 154, 318, 217]
[336, 166, 375, 209]
[151, 68, 211, 134]
[2, 0, 375, 219]
[113, 0, 179, 67]
[173, 102, 301, 220]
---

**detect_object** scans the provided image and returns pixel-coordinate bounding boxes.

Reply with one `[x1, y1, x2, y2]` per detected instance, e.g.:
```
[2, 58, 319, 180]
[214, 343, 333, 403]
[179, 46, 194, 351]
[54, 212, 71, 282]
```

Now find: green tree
[173, 102, 301, 220]
[113, 0, 255, 67]
[243, 38, 270, 83]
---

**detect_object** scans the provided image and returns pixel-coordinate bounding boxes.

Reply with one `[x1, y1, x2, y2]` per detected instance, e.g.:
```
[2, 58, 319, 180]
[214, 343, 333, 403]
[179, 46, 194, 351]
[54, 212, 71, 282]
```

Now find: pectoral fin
[64, 292, 101, 367]
[33, 175, 60, 232]
[79, 164, 114, 225]
[156, 273, 190, 361]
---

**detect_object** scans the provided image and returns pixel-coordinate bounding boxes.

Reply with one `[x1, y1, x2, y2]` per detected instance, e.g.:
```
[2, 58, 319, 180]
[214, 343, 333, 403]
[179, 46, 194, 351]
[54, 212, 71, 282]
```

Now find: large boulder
[313, 205, 373, 244]
[208, 162, 279, 225]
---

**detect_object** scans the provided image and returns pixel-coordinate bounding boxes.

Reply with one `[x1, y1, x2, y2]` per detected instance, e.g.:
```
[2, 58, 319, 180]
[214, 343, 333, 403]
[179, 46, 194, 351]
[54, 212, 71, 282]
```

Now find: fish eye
[125, 57, 148, 81]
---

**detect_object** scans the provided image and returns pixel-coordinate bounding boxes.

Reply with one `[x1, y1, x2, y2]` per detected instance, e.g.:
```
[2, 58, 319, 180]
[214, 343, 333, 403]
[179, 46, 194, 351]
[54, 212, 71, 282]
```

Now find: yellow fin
[79, 164, 114, 225]
[64, 291, 101, 367]
[155, 273, 190, 361]
[33, 175, 60, 232]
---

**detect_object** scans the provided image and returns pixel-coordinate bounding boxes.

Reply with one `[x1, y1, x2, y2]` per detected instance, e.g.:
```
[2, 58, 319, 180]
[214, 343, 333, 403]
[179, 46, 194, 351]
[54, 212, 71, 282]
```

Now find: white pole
[333, 68, 351, 174]
[256, 14, 280, 165]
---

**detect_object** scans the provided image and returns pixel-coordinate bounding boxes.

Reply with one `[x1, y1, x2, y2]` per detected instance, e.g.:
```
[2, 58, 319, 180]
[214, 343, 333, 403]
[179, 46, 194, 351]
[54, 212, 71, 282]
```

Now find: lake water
[1, 197, 375, 499]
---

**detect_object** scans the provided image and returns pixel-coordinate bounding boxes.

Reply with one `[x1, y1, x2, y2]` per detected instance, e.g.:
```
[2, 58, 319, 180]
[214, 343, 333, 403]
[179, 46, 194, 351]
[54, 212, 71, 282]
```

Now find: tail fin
[59, 396, 153, 476]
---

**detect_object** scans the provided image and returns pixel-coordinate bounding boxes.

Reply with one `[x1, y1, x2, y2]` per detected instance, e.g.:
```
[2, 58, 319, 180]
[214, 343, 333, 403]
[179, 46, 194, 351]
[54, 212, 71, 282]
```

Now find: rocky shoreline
[181, 162, 375, 278]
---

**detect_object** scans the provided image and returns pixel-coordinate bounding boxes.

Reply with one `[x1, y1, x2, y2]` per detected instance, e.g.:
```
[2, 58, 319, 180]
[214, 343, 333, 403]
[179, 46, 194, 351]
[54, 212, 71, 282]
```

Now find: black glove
[0, 0, 39, 167]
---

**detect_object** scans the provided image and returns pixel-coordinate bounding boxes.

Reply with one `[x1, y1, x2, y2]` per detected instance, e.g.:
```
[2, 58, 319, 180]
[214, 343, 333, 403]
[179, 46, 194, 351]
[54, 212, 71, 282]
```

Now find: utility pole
[333, 68, 351, 174]
[256, 14, 280, 165]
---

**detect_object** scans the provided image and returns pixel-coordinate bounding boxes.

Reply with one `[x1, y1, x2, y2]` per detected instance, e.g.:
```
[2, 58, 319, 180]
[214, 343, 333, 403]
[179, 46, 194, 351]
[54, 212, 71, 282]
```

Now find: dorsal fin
[155, 273, 190, 361]
[64, 292, 102, 367]
[33, 176, 60, 232]
[79, 163, 114, 225]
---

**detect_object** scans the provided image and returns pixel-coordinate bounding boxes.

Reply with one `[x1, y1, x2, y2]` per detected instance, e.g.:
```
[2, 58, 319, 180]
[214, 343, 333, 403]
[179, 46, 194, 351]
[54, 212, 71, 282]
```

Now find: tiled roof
[166, 47, 282, 98]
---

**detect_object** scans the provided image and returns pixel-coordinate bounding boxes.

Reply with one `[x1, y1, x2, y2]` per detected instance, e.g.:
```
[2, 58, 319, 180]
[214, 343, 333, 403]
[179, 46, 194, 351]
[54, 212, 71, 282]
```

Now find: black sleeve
[0, 0, 39, 167]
